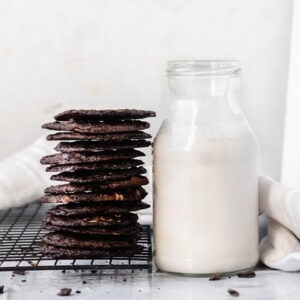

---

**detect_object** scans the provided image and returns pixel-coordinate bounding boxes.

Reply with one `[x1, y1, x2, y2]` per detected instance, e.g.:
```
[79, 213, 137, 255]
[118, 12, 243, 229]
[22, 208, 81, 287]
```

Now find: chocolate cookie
[40, 187, 147, 203]
[43, 222, 141, 236]
[42, 120, 150, 134]
[46, 159, 144, 173]
[43, 213, 138, 227]
[45, 176, 149, 194]
[54, 109, 156, 121]
[50, 167, 147, 183]
[40, 149, 145, 165]
[42, 232, 137, 249]
[46, 131, 152, 141]
[47, 201, 150, 217]
[55, 140, 151, 153]
[40, 244, 143, 259]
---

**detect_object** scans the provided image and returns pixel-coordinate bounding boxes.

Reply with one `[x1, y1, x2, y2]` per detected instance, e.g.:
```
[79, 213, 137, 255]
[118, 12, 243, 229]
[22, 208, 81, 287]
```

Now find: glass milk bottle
[153, 61, 259, 275]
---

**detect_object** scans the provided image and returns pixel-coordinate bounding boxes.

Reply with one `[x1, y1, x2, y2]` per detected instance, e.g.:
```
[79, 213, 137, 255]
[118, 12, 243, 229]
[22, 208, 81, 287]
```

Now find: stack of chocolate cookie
[39, 109, 155, 259]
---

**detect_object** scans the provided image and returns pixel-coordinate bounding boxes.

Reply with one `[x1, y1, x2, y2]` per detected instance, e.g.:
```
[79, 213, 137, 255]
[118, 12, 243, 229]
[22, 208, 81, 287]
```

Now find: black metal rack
[0, 203, 152, 272]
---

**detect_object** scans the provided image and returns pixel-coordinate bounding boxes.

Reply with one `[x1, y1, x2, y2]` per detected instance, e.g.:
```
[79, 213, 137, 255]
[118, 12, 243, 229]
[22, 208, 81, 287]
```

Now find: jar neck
[167, 76, 242, 124]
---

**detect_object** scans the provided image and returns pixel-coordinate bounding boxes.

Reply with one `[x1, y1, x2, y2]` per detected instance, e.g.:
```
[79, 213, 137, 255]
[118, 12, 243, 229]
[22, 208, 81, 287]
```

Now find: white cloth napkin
[259, 175, 300, 271]
[1, 139, 300, 271]
[0, 137, 52, 209]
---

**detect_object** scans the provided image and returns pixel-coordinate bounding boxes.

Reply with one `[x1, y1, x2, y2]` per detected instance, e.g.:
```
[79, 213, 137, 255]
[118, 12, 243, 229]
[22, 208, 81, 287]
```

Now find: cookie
[46, 131, 152, 141]
[46, 159, 144, 173]
[40, 187, 147, 203]
[45, 176, 149, 194]
[55, 140, 151, 153]
[40, 149, 145, 165]
[42, 120, 150, 134]
[50, 167, 147, 183]
[42, 232, 137, 249]
[40, 244, 143, 259]
[47, 201, 150, 217]
[43, 213, 138, 227]
[54, 109, 156, 121]
[43, 222, 141, 236]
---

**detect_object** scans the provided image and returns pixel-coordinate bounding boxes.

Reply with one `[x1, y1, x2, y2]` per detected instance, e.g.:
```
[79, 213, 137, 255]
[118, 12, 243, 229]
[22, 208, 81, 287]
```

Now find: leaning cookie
[40, 149, 145, 165]
[43, 213, 138, 227]
[44, 176, 149, 194]
[40, 244, 143, 259]
[42, 120, 150, 134]
[54, 109, 156, 121]
[40, 187, 147, 204]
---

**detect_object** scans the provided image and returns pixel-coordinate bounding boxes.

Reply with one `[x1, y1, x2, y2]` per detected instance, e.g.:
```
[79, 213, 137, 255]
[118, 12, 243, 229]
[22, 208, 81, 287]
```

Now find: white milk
[153, 130, 259, 274]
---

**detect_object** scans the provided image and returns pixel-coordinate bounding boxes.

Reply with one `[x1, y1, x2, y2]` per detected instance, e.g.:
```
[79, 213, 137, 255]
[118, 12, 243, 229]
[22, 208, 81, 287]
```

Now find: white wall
[0, 0, 293, 180]
[282, 0, 300, 188]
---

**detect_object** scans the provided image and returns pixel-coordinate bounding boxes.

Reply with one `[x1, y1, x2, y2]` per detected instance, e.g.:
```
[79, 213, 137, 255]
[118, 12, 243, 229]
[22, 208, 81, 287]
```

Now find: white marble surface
[0, 267, 299, 300]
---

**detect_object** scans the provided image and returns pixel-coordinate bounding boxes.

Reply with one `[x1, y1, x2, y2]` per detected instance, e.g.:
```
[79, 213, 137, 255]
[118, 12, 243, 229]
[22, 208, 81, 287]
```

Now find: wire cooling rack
[0, 203, 152, 272]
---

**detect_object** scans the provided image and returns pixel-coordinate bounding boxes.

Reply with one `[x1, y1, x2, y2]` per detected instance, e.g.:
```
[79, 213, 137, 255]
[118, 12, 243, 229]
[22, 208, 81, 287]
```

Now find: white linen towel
[259, 175, 300, 271]
[0, 137, 52, 209]
[0, 139, 300, 271]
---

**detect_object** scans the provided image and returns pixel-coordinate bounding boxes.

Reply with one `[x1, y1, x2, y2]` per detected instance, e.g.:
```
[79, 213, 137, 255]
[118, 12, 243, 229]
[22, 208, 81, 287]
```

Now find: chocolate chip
[209, 273, 223, 281]
[76, 290, 81, 294]
[57, 288, 72, 296]
[237, 271, 256, 278]
[13, 270, 25, 275]
[0, 286, 4, 294]
[227, 288, 239, 297]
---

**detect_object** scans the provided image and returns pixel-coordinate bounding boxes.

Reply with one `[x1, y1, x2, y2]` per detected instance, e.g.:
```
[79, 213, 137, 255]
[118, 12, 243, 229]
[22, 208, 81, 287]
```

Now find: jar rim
[167, 60, 241, 77]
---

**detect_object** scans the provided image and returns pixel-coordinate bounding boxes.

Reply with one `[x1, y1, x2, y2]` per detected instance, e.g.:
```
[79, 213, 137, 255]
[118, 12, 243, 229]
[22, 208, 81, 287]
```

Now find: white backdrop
[0, 0, 293, 180]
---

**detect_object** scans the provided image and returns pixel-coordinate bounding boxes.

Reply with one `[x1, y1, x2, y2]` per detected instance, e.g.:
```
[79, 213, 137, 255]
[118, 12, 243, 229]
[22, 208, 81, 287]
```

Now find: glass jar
[153, 60, 259, 276]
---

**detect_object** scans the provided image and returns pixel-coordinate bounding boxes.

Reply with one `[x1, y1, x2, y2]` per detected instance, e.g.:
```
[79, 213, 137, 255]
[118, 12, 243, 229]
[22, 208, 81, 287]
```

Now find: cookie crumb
[227, 288, 239, 297]
[237, 271, 256, 278]
[91, 270, 97, 274]
[57, 288, 72, 296]
[28, 261, 37, 267]
[13, 270, 25, 276]
[209, 273, 223, 281]
[62, 270, 66, 273]
[123, 279, 127, 282]
[82, 281, 87, 284]
[21, 280, 26, 283]
[0, 286, 4, 294]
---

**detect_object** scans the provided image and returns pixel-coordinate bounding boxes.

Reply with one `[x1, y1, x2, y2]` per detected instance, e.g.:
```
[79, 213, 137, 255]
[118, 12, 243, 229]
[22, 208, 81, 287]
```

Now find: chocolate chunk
[237, 271, 256, 278]
[227, 288, 239, 297]
[209, 273, 223, 281]
[57, 288, 72, 296]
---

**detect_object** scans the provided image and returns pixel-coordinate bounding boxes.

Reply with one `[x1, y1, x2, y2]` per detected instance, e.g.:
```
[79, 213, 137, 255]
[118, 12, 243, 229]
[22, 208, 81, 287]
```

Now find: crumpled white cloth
[0, 137, 52, 209]
[259, 175, 300, 271]
[0, 138, 300, 271]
